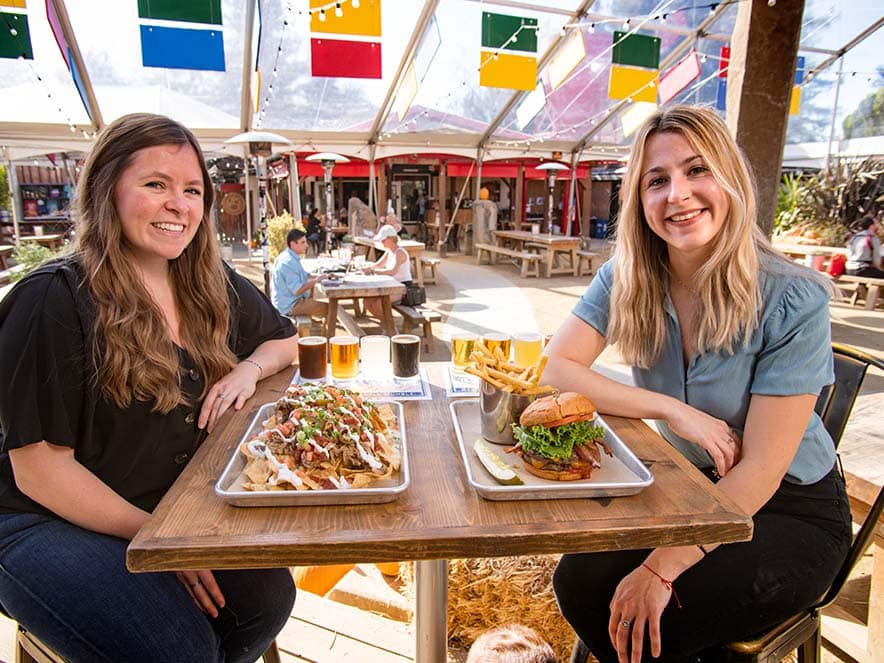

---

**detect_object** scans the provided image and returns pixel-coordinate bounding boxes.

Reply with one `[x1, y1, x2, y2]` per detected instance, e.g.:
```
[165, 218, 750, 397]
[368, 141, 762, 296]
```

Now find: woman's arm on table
[545, 314, 738, 476]
[10, 442, 227, 616]
[200, 335, 299, 431]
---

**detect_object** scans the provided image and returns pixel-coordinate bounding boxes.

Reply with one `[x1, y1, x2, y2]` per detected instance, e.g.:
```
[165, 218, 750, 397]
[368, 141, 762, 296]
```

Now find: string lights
[254, 2, 295, 129]
[1, 12, 92, 138]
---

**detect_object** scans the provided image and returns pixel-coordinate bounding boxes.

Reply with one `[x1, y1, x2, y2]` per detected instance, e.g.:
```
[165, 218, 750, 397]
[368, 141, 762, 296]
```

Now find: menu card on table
[292, 367, 432, 401]
[444, 365, 480, 398]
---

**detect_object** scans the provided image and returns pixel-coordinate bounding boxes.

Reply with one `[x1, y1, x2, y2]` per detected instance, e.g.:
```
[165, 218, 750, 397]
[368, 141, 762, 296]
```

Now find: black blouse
[0, 258, 295, 515]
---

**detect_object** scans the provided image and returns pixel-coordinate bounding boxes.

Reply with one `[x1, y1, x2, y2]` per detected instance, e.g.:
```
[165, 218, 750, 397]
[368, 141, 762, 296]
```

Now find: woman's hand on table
[666, 400, 741, 477]
[608, 565, 673, 663]
[199, 361, 261, 432]
[176, 570, 225, 618]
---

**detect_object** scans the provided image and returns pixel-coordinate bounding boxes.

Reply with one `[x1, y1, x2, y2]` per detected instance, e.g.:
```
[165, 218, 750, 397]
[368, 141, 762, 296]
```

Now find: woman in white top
[845, 215, 883, 278]
[364, 224, 413, 317]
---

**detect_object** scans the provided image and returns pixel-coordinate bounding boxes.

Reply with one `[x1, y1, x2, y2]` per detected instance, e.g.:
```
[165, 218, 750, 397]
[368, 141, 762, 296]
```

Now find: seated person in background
[363, 225, 412, 318]
[305, 207, 325, 256]
[384, 213, 410, 239]
[272, 228, 329, 322]
[0, 112, 299, 662]
[845, 214, 884, 278]
[466, 624, 556, 663]
[546, 105, 850, 662]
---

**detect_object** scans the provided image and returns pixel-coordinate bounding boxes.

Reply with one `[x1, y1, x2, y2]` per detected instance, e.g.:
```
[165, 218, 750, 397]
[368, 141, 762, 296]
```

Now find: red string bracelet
[642, 563, 683, 608]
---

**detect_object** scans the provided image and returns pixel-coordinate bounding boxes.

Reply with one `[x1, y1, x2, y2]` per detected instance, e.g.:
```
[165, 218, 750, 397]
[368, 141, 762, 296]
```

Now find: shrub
[10, 241, 56, 282]
[264, 212, 304, 261]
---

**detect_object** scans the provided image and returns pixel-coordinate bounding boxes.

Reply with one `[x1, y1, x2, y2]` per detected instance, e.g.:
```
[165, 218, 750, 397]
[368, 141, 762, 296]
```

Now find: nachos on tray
[239, 384, 401, 491]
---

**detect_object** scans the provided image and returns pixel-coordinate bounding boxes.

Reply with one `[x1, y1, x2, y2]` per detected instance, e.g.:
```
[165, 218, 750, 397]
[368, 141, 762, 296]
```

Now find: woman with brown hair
[0, 113, 299, 661]
[546, 105, 850, 662]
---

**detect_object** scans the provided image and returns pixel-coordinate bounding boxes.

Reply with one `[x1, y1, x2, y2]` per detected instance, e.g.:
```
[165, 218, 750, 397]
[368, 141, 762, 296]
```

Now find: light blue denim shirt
[572, 256, 836, 484]
[271, 247, 310, 315]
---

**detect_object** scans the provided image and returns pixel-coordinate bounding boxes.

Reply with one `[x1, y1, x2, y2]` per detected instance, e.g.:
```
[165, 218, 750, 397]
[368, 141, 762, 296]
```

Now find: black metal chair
[571, 343, 884, 663]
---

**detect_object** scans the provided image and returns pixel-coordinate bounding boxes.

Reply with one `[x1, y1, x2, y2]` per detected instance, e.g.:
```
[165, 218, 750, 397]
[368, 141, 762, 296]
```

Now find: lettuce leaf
[511, 420, 605, 460]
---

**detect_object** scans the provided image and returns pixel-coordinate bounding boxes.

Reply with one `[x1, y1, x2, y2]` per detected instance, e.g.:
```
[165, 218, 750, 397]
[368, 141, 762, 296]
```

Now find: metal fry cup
[479, 380, 536, 445]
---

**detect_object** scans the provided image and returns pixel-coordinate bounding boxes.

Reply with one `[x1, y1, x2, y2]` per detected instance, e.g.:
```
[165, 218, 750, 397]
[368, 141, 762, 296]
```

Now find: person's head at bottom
[466, 624, 557, 663]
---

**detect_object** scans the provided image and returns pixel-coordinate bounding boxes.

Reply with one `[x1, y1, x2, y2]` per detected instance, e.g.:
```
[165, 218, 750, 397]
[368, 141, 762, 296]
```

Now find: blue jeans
[0, 513, 296, 663]
[554, 466, 851, 662]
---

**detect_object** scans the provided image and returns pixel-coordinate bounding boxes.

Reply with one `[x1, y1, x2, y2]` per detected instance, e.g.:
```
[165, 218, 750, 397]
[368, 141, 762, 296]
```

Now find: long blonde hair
[73, 113, 236, 412]
[608, 105, 781, 368]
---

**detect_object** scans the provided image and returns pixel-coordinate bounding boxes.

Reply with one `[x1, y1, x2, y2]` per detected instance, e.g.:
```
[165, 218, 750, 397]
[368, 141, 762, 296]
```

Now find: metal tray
[450, 399, 653, 501]
[215, 400, 409, 506]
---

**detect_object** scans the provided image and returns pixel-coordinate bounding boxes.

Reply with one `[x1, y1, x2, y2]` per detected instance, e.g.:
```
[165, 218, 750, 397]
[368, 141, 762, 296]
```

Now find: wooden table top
[773, 241, 848, 256]
[493, 230, 580, 246]
[319, 277, 405, 299]
[353, 236, 425, 253]
[127, 363, 752, 572]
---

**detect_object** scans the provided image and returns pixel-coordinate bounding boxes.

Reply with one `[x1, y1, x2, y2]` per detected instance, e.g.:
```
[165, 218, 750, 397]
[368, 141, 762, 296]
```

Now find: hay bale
[400, 555, 576, 661]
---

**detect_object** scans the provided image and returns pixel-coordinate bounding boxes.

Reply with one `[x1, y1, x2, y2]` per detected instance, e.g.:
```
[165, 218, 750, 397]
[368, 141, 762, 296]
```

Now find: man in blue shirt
[271, 229, 328, 321]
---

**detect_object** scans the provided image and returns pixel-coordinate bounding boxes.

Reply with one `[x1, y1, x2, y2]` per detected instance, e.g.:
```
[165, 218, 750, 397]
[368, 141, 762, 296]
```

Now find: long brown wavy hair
[608, 105, 788, 368]
[72, 113, 236, 412]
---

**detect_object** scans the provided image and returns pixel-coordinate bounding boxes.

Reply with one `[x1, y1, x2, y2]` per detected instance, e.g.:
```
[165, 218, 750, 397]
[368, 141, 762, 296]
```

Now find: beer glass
[330, 336, 359, 380]
[360, 335, 390, 382]
[391, 334, 421, 383]
[513, 332, 542, 368]
[450, 332, 477, 372]
[481, 332, 511, 361]
[298, 336, 328, 381]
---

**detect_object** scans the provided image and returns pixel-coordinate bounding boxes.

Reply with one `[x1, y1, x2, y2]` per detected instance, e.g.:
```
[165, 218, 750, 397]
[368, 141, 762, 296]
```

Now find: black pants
[553, 466, 851, 662]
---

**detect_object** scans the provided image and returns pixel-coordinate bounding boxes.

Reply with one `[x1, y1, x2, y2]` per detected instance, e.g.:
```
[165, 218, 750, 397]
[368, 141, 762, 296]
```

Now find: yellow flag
[479, 50, 536, 91]
[789, 85, 801, 115]
[0, 0, 27, 7]
[608, 65, 657, 103]
[310, 0, 381, 37]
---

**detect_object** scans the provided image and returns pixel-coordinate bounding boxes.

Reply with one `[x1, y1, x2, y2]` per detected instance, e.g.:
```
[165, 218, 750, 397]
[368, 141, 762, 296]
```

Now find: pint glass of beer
[298, 336, 328, 381]
[330, 336, 359, 380]
[513, 332, 542, 368]
[360, 335, 391, 382]
[481, 332, 511, 361]
[392, 334, 421, 383]
[450, 332, 477, 371]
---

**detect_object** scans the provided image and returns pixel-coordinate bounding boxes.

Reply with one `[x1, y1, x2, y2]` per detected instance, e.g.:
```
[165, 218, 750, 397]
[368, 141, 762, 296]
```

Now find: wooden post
[582, 163, 593, 243]
[726, 0, 804, 236]
[437, 161, 448, 255]
[514, 164, 524, 230]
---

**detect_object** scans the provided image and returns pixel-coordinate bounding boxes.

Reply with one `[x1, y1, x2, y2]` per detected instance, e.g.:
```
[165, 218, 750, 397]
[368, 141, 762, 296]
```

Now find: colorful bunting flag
[0, 3, 32, 60]
[479, 12, 538, 91]
[548, 29, 585, 91]
[138, 0, 225, 71]
[48, 0, 94, 122]
[310, 0, 382, 79]
[658, 50, 700, 105]
[789, 55, 804, 115]
[716, 45, 730, 110]
[608, 31, 659, 103]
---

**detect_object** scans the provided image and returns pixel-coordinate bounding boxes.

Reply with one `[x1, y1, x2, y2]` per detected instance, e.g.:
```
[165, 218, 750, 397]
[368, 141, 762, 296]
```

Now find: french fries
[464, 340, 555, 396]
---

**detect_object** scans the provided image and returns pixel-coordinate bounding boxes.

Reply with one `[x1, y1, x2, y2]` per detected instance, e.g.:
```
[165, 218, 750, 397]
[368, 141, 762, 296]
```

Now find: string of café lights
[0, 11, 93, 140]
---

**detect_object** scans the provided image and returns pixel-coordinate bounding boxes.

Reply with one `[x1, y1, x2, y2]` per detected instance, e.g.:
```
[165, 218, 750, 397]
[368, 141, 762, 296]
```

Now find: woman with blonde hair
[546, 105, 849, 662]
[0, 113, 299, 661]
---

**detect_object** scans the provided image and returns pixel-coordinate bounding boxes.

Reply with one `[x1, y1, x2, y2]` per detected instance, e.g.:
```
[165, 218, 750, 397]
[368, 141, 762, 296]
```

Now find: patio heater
[305, 152, 350, 255]
[535, 162, 569, 235]
[225, 130, 292, 296]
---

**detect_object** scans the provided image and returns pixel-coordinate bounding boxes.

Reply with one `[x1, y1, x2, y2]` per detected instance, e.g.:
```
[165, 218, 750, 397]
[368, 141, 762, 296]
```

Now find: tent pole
[7, 159, 21, 247]
[243, 147, 253, 263]
[565, 152, 579, 237]
[825, 56, 844, 172]
[290, 153, 302, 223]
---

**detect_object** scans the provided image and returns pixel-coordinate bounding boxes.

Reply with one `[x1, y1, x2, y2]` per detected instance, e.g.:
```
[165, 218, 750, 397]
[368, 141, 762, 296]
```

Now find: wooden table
[19, 233, 66, 251]
[773, 242, 848, 259]
[127, 364, 752, 662]
[493, 230, 581, 277]
[318, 277, 405, 338]
[353, 236, 427, 287]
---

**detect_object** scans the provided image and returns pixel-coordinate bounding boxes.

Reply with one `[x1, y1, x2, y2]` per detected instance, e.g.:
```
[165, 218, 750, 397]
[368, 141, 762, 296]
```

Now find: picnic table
[19, 233, 66, 251]
[318, 275, 405, 338]
[352, 236, 427, 287]
[492, 230, 581, 277]
[127, 362, 753, 662]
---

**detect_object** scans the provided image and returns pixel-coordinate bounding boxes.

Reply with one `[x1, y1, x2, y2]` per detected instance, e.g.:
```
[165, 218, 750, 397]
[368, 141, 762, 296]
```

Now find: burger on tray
[509, 392, 611, 481]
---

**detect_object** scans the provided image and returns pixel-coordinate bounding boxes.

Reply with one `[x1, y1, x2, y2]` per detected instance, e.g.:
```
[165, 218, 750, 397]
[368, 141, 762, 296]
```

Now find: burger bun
[519, 392, 597, 428]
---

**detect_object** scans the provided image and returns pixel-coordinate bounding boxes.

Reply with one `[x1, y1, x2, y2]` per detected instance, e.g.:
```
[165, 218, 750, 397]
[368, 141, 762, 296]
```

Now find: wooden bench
[576, 249, 599, 277]
[392, 303, 441, 352]
[475, 243, 541, 278]
[837, 274, 884, 310]
[420, 256, 441, 285]
[0, 244, 14, 271]
[285, 314, 313, 338]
